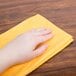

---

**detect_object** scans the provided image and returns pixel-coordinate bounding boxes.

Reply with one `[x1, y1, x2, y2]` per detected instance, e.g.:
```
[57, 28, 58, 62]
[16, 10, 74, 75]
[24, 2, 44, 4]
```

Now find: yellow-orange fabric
[0, 14, 73, 76]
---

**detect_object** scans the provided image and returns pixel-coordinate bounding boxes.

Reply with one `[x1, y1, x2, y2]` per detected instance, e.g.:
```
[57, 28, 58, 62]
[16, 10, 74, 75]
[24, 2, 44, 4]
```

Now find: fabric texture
[0, 14, 73, 76]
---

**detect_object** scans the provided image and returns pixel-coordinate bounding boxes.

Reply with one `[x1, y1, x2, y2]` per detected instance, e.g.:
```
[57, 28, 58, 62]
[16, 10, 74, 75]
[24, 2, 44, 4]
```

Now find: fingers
[31, 28, 53, 43]
[36, 33, 53, 43]
[32, 44, 48, 58]
[32, 27, 46, 32]
[31, 28, 52, 36]
[28, 28, 53, 51]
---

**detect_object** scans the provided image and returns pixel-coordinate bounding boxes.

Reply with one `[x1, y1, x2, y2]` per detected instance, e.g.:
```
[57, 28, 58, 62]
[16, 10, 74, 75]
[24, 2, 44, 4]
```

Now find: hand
[5, 28, 53, 64]
[0, 28, 53, 73]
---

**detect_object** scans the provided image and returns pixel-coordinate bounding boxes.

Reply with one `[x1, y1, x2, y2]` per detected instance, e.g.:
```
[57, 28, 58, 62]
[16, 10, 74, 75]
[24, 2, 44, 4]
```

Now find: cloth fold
[0, 14, 73, 76]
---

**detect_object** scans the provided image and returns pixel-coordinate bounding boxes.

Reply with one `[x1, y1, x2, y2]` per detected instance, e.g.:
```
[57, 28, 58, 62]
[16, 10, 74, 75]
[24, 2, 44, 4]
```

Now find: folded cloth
[0, 14, 73, 76]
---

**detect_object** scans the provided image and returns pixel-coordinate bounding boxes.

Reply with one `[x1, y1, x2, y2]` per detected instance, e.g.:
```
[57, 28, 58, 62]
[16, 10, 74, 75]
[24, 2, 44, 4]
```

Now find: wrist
[0, 49, 14, 73]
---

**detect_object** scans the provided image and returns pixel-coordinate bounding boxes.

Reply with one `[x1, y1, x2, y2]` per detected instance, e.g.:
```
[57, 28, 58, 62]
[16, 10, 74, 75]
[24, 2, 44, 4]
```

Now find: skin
[0, 28, 53, 73]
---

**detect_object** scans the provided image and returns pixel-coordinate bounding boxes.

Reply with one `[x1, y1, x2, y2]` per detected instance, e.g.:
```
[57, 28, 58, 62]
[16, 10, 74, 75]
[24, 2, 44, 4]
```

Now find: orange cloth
[0, 14, 73, 76]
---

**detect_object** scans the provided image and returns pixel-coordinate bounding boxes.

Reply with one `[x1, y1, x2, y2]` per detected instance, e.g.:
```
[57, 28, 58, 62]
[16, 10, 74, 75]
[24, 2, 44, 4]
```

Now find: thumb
[32, 44, 48, 58]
